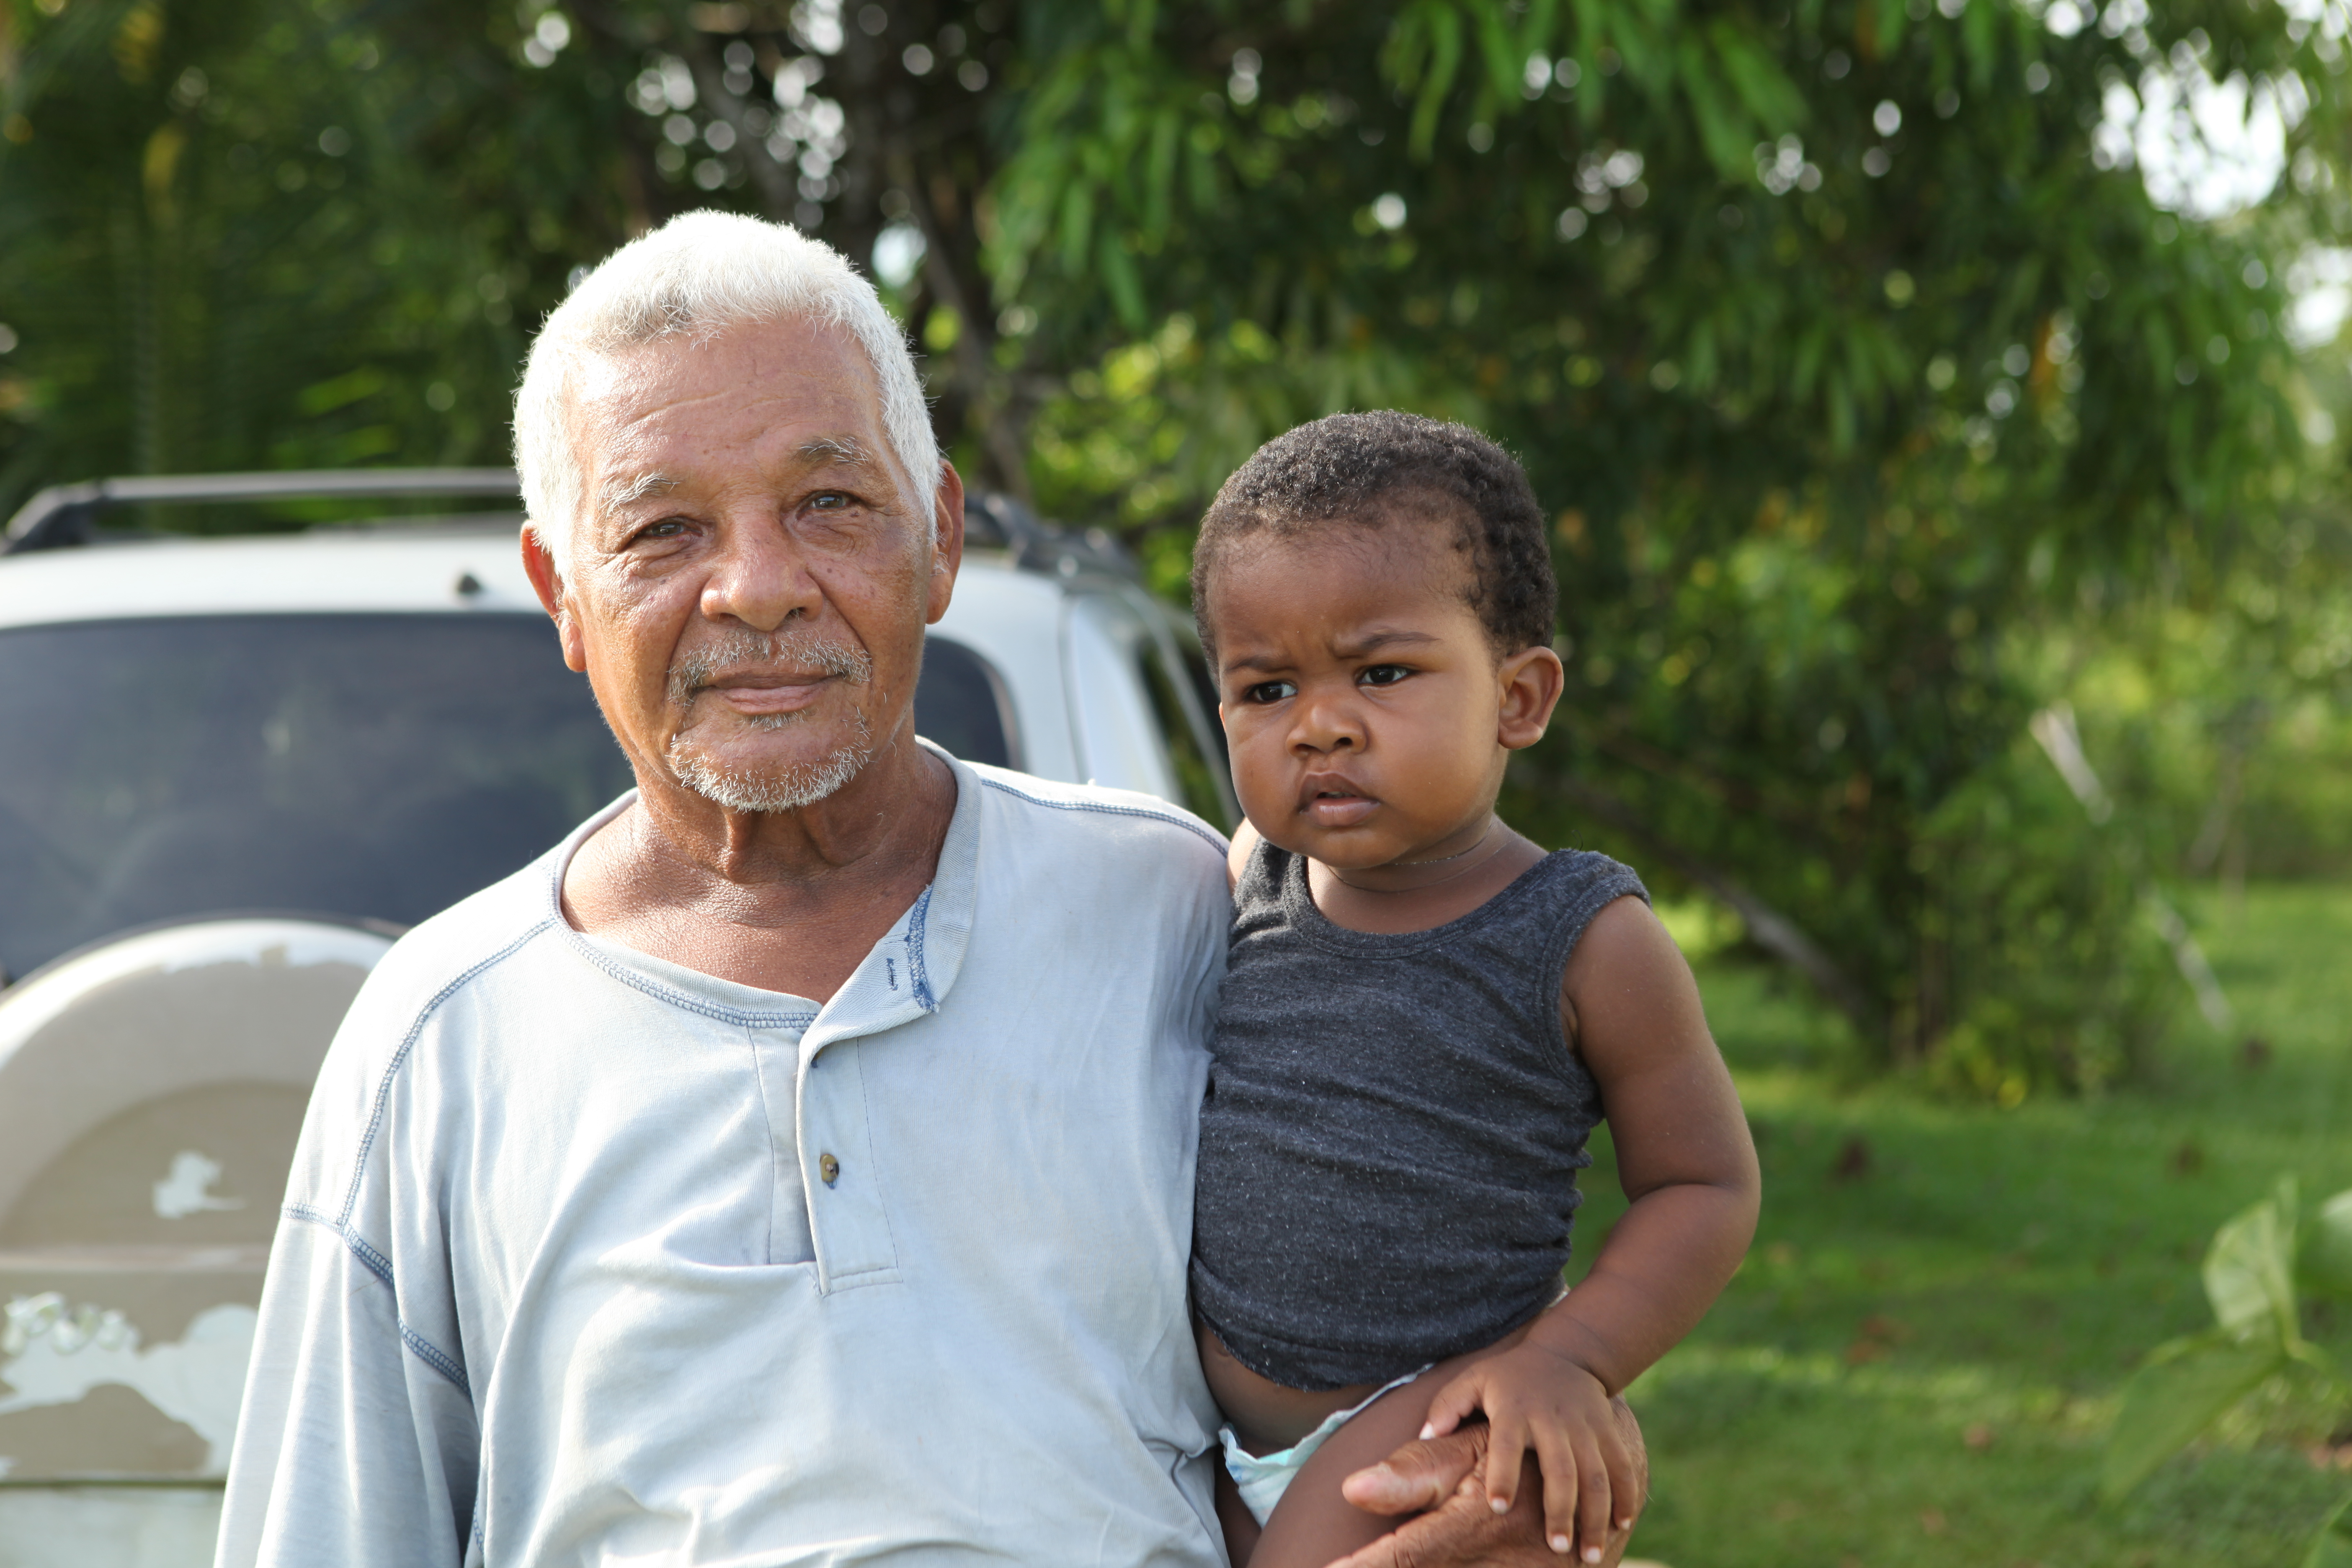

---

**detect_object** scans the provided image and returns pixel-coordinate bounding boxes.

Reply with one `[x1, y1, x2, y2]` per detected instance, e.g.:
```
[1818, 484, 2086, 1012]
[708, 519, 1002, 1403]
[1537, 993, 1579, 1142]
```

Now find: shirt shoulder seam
[978, 775, 1227, 855]
[281, 1203, 472, 1397]
[335, 916, 562, 1230]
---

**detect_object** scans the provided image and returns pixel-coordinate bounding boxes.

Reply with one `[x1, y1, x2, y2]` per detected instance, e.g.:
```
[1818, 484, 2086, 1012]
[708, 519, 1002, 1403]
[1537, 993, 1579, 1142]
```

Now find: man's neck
[561, 738, 959, 1001]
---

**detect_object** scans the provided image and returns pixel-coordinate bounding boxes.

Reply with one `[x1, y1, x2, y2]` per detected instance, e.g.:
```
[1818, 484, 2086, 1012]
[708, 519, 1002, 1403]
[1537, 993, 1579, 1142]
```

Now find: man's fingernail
[1490, 1495, 1511, 1514]
[1549, 1536, 1571, 1554]
[1583, 1548, 1603, 1563]
[1419, 1423, 1436, 1440]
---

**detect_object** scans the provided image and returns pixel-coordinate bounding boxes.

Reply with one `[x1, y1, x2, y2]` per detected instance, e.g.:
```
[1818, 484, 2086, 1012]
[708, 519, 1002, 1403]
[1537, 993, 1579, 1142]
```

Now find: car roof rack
[3, 469, 1141, 583]
[961, 491, 1137, 582]
[1, 469, 524, 556]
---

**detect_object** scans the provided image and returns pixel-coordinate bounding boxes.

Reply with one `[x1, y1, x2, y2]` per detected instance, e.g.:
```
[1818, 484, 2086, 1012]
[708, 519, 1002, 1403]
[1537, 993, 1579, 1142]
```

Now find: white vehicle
[0, 471, 1231, 1564]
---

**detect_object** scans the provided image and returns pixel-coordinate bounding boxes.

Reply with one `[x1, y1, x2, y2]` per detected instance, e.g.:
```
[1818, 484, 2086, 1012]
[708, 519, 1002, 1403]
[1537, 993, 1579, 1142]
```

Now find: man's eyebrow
[797, 435, 877, 469]
[599, 471, 680, 513]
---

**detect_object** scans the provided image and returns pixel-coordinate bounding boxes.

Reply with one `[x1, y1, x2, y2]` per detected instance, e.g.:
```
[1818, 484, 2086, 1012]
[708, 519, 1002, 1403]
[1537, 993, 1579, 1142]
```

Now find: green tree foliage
[4, 0, 2346, 1083]
[990, 0, 2352, 1081]
[0, 0, 652, 496]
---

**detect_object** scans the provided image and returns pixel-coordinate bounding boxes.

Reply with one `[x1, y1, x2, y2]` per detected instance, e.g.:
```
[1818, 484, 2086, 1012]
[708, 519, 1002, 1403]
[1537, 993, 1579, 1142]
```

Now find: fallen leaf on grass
[1963, 1423, 1996, 1450]
[1919, 1508, 1947, 1534]
[1831, 1135, 1872, 1182]
[1845, 1339, 1889, 1365]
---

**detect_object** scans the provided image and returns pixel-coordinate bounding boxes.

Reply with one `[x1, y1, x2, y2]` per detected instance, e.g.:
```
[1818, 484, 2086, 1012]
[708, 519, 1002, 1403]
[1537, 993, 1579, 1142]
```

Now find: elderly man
[217, 212, 1635, 1566]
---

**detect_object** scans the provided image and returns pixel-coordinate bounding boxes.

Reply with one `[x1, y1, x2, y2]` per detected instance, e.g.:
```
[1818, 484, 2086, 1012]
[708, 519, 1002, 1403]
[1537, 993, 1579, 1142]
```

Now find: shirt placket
[749, 1021, 818, 1266]
[794, 916, 929, 1292]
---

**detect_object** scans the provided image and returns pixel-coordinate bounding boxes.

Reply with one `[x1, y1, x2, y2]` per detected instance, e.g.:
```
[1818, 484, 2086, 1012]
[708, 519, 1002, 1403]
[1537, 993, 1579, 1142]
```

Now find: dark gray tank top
[1190, 838, 1647, 1391]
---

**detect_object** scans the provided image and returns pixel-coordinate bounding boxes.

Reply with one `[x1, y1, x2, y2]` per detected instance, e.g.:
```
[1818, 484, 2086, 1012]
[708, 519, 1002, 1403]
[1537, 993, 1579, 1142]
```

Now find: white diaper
[1219, 1365, 1431, 1525]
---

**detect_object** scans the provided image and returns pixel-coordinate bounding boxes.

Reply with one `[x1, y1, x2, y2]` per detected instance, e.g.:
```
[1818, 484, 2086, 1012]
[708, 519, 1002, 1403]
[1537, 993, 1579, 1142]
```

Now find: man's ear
[924, 461, 968, 626]
[1496, 643, 1566, 750]
[520, 524, 590, 674]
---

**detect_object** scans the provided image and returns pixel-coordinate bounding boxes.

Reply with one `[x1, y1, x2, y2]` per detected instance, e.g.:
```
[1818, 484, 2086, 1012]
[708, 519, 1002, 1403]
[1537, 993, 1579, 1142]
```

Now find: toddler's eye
[1242, 680, 1297, 704]
[1358, 664, 1412, 687]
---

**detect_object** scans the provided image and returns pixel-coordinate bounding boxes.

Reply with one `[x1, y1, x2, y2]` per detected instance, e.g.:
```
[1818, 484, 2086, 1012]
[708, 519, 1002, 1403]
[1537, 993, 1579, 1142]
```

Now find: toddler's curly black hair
[1189, 410, 1556, 658]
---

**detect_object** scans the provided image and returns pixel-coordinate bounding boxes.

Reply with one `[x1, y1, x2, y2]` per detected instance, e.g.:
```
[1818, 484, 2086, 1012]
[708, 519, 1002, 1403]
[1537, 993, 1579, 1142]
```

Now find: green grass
[1581, 882, 2352, 1568]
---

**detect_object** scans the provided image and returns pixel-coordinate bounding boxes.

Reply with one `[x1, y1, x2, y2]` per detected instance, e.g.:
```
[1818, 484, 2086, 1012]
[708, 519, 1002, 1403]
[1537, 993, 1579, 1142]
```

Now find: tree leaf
[2205, 1177, 2301, 1346]
[1387, 0, 1464, 160]
[1710, 23, 1807, 134]
[1675, 42, 1753, 180]
[2304, 1189, 2352, 1299]
[2306, 1493, 2352, 1568]
[1098, 230, 1145, 333]
[2102, 1331, 2289, 1502]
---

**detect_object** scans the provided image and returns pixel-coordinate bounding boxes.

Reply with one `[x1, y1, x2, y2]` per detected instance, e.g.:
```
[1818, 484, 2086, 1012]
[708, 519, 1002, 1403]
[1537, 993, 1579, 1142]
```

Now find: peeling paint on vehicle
[150, 1153, 241, 1220]
[0, 1294, 255, 1475]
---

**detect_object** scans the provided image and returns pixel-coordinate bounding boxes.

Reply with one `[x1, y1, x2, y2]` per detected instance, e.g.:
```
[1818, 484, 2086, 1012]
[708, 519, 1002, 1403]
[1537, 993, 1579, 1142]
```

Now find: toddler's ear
[1496, 644, 1566, 750]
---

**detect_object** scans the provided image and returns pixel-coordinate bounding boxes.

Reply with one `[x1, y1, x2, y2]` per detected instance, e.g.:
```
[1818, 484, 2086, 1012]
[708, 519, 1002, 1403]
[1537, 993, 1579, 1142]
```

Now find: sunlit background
[7, 0, 2352, 1562]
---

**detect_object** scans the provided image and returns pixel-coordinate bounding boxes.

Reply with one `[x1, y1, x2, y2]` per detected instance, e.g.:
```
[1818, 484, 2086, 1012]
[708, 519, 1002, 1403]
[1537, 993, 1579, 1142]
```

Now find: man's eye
[809, 491, 852, 510]
[1359, 664, 1411, 687]
[1243, 680, 1297, 704]
[635, 518, 689, 541]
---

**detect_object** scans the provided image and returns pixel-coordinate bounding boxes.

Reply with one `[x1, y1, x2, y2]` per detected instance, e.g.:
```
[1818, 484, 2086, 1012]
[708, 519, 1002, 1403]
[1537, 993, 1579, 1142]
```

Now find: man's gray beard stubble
[664, 625, 880, 813]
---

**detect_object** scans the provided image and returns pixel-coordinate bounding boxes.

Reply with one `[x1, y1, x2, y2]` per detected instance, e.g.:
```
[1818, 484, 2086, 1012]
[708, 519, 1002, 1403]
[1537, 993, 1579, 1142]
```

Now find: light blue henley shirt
[215, 753, 1231, 1566]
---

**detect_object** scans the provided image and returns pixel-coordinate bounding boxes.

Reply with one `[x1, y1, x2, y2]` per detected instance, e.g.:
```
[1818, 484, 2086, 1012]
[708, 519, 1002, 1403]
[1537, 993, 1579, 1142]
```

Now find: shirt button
[818, 1152, 841, 1186]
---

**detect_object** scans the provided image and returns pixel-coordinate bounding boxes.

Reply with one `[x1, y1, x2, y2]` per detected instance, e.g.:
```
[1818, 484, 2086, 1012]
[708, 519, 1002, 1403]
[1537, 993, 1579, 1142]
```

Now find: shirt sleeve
[213, 1212, 481, 1568]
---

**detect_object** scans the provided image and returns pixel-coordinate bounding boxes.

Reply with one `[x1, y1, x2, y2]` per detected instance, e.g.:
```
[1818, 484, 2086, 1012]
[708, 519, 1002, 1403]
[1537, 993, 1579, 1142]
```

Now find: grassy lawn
[1581, 882, 2352, 1568]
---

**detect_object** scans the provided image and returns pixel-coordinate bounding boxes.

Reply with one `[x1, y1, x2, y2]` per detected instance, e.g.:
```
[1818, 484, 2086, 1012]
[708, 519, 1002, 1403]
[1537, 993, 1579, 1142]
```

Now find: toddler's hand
[1418, 1344, 1634, 1562]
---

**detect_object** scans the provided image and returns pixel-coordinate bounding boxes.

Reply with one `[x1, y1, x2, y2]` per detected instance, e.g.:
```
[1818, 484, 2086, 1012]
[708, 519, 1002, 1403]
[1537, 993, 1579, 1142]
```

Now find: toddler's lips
[1302, 789, 1377, 828]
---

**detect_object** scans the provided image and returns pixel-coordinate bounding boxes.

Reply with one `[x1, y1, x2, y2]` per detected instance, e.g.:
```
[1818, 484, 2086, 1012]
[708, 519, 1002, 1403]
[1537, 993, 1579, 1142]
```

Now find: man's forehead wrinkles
[596, 378, 863, 439]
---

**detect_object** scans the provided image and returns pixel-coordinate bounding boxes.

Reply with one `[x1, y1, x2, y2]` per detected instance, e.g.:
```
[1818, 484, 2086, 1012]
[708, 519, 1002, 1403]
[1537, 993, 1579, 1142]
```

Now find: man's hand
[1418, 1344, 1636, 1559]
[1330, 1398, 1647, 1568]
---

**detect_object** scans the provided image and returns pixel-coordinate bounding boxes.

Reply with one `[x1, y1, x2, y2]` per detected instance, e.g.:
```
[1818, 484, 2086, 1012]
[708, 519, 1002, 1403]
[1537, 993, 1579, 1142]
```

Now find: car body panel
[0, 919, 392, 1488]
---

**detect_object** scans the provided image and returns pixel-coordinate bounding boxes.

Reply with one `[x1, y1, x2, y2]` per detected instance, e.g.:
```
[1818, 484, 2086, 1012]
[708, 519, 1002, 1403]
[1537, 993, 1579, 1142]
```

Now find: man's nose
[699, 511, 821, 633]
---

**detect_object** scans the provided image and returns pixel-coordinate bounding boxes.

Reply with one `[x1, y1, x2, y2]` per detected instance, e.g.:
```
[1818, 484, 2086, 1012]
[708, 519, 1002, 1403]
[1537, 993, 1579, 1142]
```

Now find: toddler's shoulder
[1535, 847, 1652, 926]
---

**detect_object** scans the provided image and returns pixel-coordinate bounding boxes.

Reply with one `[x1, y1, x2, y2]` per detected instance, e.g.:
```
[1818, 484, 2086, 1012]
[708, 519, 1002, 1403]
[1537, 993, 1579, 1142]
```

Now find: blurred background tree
[5, 0, 2349, 1093]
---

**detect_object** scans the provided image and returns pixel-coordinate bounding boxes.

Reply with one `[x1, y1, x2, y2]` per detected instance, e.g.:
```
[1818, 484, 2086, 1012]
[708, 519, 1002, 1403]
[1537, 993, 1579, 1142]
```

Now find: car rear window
[0, 614, 1011, 982]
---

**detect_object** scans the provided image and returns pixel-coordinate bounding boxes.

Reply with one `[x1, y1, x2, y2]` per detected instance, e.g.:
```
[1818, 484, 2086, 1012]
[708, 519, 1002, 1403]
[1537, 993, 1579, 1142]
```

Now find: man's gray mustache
[666, 627, 874, 710]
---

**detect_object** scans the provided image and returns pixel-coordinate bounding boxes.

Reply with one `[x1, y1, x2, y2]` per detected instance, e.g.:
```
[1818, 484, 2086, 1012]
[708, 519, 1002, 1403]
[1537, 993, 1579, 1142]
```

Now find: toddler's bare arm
[1420, 894, 1759, 1548]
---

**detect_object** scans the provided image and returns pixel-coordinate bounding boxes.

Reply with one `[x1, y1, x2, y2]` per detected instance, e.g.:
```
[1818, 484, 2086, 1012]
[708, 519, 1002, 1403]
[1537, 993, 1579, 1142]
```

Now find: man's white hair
[513, 211, 940, 573]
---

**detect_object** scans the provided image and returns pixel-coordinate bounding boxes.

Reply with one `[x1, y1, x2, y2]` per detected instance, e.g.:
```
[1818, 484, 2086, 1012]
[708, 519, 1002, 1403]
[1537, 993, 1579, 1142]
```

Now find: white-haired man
[217, 212, 1629, 1567]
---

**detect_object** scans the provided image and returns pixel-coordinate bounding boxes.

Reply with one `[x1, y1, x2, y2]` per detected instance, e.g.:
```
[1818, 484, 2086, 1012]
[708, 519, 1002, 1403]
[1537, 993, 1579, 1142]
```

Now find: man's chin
[666, 740, 875, 814]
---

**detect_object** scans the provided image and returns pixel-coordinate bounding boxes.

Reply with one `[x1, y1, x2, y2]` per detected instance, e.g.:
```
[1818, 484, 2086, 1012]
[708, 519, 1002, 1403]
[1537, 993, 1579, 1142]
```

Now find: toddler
[1188, 412, 1761, 1566]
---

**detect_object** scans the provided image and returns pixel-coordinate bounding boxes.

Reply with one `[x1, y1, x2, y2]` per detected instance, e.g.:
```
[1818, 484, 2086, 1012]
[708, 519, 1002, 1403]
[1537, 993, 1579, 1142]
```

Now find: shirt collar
[542, 741, 981, 1043]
